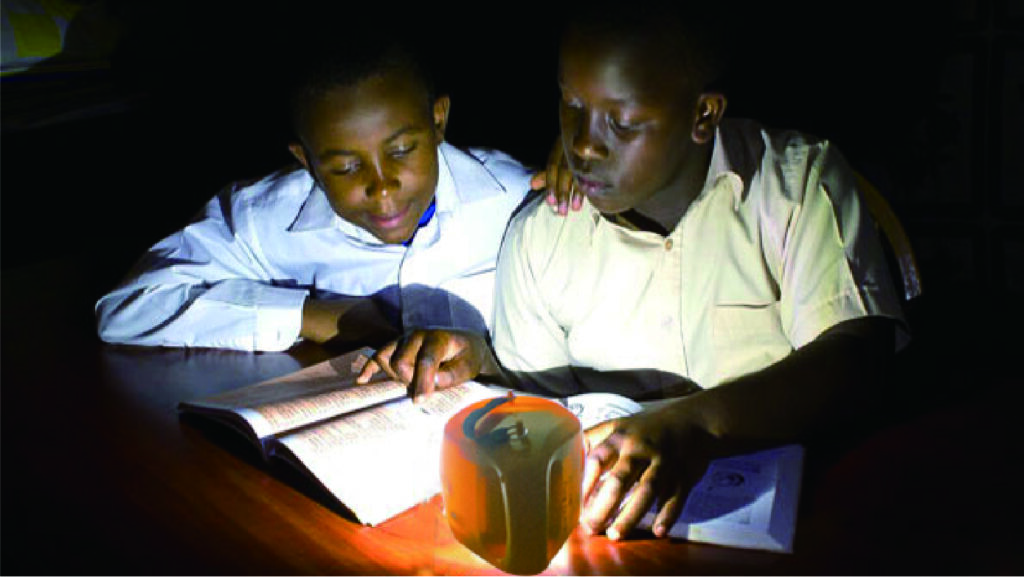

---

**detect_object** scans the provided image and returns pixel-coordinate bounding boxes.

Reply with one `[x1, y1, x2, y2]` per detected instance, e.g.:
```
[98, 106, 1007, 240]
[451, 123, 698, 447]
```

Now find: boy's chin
[373, 226, 417, 245]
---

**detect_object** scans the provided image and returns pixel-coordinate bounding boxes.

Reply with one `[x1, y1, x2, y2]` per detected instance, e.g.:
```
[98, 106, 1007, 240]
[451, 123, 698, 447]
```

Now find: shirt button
[664, 239, 673, 250]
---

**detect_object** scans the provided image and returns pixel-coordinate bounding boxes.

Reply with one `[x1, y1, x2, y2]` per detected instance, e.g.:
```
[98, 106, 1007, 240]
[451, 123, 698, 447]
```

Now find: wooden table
[3, 259, 1021, 575]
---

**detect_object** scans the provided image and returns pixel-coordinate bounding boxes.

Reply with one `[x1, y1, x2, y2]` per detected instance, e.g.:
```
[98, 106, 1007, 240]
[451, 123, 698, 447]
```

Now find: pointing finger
[357, 341, 397, 383]
[410, 336, 444, 402]
[390, 332, 426, 384]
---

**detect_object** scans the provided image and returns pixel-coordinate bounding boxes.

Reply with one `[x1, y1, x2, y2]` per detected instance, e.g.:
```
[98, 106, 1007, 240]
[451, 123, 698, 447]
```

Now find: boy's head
[287, 30, 449, 244]
[557, 2, 730, 220]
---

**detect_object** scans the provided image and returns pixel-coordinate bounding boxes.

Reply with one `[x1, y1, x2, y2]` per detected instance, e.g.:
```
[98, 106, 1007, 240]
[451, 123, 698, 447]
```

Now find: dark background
[2, 2, 1023, 574]
[2, 0, 1022, 415]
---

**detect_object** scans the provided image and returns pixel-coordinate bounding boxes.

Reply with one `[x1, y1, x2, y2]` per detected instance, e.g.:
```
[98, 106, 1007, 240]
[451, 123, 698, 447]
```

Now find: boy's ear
[432, 95, 450, 141]
[691, 92, 727, 144]
[288, 142, 310, 171]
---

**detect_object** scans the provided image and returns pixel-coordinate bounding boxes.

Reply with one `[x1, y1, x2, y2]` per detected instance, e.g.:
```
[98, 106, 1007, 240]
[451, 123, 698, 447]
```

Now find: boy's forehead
[560, 36, 691, 104]
[304, 73, 432, 133]
[301, 78, 432, 150]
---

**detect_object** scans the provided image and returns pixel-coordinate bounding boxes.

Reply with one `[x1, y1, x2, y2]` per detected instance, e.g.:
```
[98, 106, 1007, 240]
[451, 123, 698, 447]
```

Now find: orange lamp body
[441, 393, 584, 575]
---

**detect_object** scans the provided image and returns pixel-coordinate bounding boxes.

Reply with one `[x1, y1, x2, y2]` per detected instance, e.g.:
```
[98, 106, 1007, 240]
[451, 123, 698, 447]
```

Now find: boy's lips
[575, 174, 610, 196]
[368, 204, 412, 230]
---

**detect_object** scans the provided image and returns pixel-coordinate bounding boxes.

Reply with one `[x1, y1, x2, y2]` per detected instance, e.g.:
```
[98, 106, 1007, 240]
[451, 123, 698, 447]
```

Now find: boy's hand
[531, 135, 584, 215]
[581, 405, 709, 540]
[356, 328, 490, 402]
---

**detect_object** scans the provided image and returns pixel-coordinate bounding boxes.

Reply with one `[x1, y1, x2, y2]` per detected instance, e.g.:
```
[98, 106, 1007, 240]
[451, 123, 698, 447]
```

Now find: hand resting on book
[580, 401, 722, 541]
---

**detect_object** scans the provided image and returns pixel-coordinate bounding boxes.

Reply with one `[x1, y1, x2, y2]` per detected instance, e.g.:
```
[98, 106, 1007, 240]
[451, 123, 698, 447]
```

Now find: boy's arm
[95, 186, 299, 350]
[582, 314, 898, 539]
[96, 185, 378, 352]
[96, 280, 308, 352]
[584, 143, 910, 539]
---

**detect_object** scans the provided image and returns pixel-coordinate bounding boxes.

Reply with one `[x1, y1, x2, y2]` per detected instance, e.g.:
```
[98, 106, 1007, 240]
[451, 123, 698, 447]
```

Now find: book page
[561, 392, 644, 431]
[180, 347, 404, 440]
[268, 381, 501, 526]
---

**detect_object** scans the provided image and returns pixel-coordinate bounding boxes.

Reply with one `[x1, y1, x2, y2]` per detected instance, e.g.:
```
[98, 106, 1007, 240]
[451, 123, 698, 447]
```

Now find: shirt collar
[432, 142, 457, 217]
[703, 119, 757, 210]
[288, 172, 337, 232]
[435, 141, 509, 208]
[402, 197, 436, 247]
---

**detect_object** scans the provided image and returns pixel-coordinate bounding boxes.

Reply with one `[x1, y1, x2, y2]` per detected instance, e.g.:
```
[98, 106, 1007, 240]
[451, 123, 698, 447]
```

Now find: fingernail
[653, 523, 666, 538]
[606, 526, 621, 541]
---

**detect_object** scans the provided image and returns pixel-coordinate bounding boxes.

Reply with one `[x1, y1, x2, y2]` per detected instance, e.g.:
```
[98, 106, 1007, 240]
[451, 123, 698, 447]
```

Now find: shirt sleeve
[95, 187, 308, 351]
[491, 208, 576, 394]
[775, 142, 907, 349]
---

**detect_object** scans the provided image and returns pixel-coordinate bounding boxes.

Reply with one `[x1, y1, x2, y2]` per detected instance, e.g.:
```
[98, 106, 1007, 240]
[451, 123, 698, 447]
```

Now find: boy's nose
[365, 167, 399, 198]
[572, 115, 608, 161]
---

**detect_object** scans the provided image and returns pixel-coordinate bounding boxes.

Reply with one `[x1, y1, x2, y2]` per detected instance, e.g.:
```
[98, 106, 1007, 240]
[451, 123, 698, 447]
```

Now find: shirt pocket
[711, 301, 793, 383]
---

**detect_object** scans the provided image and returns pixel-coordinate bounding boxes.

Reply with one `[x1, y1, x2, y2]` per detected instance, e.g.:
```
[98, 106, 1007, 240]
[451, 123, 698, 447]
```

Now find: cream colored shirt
[492, 119, 907, 396]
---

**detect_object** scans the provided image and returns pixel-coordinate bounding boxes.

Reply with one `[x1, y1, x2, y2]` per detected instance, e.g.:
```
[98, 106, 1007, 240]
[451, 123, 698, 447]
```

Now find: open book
[179, 348, 803, 552]
[178, 347, 503, 526]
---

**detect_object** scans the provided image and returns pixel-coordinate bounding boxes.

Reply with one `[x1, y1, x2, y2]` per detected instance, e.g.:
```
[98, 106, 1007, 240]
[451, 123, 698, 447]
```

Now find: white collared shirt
[492, 119, 908, 395]
[96, 143, 531, 351]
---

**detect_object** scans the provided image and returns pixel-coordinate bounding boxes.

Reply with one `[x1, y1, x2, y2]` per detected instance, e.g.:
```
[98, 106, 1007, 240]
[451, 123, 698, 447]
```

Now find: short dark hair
[558, 0, 732, 90]
[283, 18, 438, 139]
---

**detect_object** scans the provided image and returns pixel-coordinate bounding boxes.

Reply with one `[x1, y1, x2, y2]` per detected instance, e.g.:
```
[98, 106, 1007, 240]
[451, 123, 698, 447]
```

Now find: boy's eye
[331, 161, 361, 176]
[609, 116, 638, 132]
[389, 142, 418, 158]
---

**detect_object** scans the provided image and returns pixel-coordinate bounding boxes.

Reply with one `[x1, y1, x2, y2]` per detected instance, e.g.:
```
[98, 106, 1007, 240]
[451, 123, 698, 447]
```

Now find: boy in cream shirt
[360, 2, 908, 542]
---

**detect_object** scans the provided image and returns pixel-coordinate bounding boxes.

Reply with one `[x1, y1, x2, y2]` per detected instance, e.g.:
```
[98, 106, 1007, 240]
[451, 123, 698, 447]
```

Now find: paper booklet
[638, 443, 804, 553]
[179, 348, 803, 550]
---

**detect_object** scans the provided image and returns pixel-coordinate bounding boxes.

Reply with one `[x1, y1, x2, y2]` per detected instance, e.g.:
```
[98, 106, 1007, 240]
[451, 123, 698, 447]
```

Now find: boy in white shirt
[95, 33, 531, 351]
